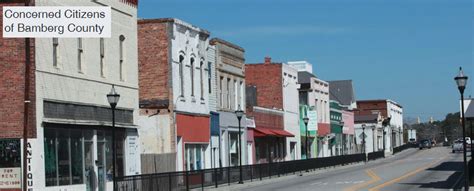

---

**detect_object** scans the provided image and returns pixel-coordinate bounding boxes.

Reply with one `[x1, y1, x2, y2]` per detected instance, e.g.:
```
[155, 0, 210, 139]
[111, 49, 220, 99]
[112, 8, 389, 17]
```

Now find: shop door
[97, 142, 106, 191]
[85, 142, 95, 191]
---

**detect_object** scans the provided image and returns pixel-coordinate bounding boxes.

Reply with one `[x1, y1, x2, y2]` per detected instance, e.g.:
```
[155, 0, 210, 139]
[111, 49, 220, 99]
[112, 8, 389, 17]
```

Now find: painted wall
[282, 64, 301, 161]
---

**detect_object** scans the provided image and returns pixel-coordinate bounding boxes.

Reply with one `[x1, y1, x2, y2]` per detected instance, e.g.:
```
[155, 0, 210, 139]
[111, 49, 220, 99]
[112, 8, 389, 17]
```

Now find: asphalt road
[211, 147, 464, 191]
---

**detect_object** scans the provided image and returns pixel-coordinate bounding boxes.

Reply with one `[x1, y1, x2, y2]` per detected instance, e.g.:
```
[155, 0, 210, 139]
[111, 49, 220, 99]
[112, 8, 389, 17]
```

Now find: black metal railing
[393, 143, 416, 154]
[367, 151, 384, 161]
[116, 153, 366, 191]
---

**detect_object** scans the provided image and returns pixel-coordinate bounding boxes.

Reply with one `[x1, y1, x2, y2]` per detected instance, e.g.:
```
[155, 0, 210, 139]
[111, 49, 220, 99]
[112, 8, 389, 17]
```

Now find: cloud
[214, 25, 352, 37]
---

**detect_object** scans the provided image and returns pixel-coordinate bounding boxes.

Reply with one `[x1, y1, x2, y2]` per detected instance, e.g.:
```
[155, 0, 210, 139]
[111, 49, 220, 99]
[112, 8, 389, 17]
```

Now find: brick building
[354, 99, 404, 153]
[246, 57, 300, 162]
[137, 18, 211, 172]
[1, 1, 141, 191]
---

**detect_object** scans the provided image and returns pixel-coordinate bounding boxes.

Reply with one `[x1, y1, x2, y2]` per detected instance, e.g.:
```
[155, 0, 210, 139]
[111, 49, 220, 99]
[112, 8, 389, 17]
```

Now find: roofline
[210, 38, 245, 52]
[357, 99, 403, 108]
[138, 18, 210, 36]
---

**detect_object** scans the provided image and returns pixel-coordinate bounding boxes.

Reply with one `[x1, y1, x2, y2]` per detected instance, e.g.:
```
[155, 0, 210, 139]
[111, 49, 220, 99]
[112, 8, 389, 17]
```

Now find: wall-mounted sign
[0, 139, 21, 189]
[246, 118, 256, 128]
[307, 111, 318, 131]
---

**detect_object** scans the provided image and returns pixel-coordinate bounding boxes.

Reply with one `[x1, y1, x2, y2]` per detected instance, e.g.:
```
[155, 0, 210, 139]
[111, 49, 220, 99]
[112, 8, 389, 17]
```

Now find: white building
[137, 18, 211, 172]
[282, 64, 301, 161]
[210, 38, 247, 167]
[27, 1, 140, 191]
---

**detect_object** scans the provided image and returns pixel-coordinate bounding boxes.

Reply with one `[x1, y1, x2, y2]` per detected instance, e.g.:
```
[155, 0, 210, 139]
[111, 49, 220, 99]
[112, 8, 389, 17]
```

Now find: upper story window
[227, 78, 231, 109]
[77, 38, 83, 73]
[100, 38, 105, 77]
[53, 38, 59, 68]
[219, 76, 224, 108]
[119, 35, 126, 81]
[208, 62, 212, 94]
[190, 57, 195, 97]
[200, 60, 204, 100]
[179, 55, 185, 97]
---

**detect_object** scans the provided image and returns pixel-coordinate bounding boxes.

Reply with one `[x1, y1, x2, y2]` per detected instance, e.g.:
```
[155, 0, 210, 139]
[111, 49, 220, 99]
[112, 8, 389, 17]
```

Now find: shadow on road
[400, 161, 463, 189]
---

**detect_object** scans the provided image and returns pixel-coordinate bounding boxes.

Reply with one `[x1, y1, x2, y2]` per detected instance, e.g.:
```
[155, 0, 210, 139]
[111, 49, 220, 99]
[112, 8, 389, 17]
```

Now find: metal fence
[393, 143, 416, 155]
[367, 151, 384, 161]
[116, 153, 366, 191]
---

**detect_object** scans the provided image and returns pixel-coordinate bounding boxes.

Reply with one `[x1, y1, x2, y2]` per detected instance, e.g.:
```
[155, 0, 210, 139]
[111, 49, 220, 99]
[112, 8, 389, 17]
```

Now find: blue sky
[138, 0, 473, 121]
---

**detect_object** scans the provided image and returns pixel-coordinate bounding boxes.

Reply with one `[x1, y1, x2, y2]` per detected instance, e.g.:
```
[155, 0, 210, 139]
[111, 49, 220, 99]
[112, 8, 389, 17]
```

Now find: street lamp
[303, 116, 310, 172]
[340, 121, 345, 155]
[382, 117, 391, 153]
[107, 85, 120, 191]
[235, 107, 244, 184]
[303, 116, 310, 160]
[362, 124, 366, 154]
[372, 126, 376, 153]
[455, 67, 469, 191]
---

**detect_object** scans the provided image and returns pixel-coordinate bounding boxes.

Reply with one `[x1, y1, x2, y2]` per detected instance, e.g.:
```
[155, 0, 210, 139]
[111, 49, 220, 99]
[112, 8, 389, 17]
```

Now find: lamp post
[372, 126, 376, 153]
[382, 117, 391, 153]
[235, 107, 244, 184]
[341, 121, 345, 155]
[107, 85, 120, 191]
[362, 124, 366, 154]
[455, 67, 469, 191]
[303, 116, 310, 160]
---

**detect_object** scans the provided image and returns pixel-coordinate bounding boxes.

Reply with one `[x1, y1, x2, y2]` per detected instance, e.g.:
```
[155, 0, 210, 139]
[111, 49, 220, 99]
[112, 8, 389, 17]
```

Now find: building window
[200, 60, 204, 100]
[100, 38, 105, 77]
[234, 80, 238, 110]
[77, 38, 83, 72]
[119, 35, 125, 81]
[240, 81, 244, 108]
[208, 62, 212, 94]
[179, 55, 185, 97]
[53, 38, 59, 68]
[44, 128, 125, 187]
[219, 76, 224, 108]
[185, 144, 205, 170]
[190, 57, 195, 97]
[44, 128, 83, 186]
[227, 78, 231, 109]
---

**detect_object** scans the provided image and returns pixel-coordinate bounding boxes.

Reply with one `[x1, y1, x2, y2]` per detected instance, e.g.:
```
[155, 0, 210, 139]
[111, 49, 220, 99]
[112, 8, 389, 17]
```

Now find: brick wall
[247, 108, 284, 130]
[355, 100, 388, 118]
[245, 58, 283, 110]
[0, 3, 36, 139]
[138, 21, 170, 108]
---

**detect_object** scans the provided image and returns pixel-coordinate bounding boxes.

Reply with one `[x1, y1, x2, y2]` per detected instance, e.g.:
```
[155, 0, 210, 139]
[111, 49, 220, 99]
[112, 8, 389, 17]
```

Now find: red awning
[253, 128, 294, 137]
[271, 129, 294, 137]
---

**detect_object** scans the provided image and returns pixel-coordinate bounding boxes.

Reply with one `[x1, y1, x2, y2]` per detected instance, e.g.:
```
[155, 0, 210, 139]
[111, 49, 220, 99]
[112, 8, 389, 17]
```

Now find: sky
[138, 0, 473, 121]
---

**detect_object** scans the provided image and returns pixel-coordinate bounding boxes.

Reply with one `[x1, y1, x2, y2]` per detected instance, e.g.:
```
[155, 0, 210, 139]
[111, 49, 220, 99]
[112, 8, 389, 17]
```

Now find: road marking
[367, 156, 446, 191]
[310, 182, 322, 185]
[343, 169, 381, 191]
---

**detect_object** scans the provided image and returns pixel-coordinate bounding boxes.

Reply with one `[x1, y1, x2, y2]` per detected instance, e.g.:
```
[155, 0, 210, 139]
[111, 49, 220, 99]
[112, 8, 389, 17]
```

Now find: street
[211, 147, 464, 191]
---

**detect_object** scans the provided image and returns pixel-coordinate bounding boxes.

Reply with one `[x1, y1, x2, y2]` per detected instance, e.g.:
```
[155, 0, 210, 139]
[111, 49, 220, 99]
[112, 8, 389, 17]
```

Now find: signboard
[0, 139, 21, 189]
[3, 6, 111, 38]
[307, 111, 318, 131]
[0, 168, 21, 189]
[246, 118, 256, 128]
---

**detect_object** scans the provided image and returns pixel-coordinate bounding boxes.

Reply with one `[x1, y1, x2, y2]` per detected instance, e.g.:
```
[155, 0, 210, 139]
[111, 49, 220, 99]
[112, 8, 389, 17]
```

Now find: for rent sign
[0, 139, 21, 189]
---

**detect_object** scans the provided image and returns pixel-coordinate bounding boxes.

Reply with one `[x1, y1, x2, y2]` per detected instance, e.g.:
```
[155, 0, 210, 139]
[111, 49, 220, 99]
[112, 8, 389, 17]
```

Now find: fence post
[214, 167, 218, 188]
[250, 166, 253, 182]
[186, 170, 190, 191]
[169, 173, 172, 191]
[277, 162, 280, 177]
[227, 167, 231, 185]
[201, 170, 205, 190]
[259, 164, 262, 180]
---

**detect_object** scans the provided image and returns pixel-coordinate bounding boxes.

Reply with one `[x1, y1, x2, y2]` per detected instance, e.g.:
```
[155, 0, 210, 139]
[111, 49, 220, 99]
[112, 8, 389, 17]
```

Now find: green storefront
[300, 105, 317, 159]
[330, 101, 343, 156]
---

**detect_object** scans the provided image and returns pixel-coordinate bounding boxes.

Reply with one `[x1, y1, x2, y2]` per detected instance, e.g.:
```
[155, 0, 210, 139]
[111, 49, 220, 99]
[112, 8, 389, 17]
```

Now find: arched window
[190, 57, 195, 97]
[179, 55, 185, 97]
[119, 35, 125, 81]
[200, 60, 204, 100]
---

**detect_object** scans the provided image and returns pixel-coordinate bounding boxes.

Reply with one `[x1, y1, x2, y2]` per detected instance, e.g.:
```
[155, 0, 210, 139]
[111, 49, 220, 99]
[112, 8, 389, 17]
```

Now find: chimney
[264, 56, 271, 65]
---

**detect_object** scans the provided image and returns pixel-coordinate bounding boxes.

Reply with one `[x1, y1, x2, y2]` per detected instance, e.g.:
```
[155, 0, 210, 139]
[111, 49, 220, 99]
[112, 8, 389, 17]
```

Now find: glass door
[84, 142, 94, 191]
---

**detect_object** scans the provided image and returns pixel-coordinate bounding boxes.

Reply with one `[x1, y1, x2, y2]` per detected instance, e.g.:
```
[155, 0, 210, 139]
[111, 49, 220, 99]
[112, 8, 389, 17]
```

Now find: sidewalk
[204, 149, 413, 191]
[204, 161, 367, 191]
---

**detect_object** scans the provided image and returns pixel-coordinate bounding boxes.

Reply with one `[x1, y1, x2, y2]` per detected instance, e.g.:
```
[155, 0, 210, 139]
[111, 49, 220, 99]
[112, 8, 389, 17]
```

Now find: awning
[271, 129, 294, 137]
[253, 128, 294, 137]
